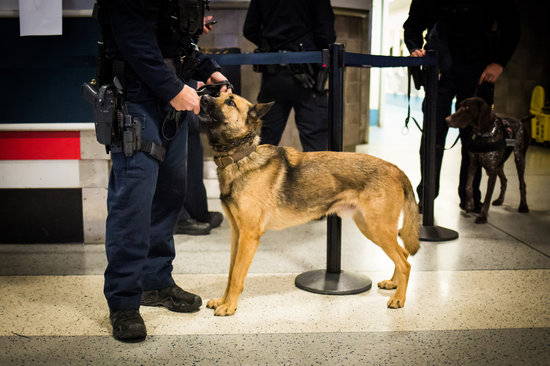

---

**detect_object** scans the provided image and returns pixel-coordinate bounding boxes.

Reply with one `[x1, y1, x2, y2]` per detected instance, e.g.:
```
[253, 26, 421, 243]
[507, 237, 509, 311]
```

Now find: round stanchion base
[420, 225, 459, 242]
[295, 269, 372, 295]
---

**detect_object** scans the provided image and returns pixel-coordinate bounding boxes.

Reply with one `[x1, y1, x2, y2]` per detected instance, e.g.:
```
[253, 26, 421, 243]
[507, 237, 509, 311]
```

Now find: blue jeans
[104, 100, 190, 311]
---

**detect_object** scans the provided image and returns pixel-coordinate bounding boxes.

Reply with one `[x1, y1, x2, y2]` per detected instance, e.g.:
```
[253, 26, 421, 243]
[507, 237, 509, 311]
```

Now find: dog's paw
[492, 198, 504, 206]
[387, 296, 405, 309]
[206, 298, 225, 309]
[518, 204, 529, 213]
[475, 216, 487, 224]
[377, 280, 397, 290]
[213, 303, 237, 316]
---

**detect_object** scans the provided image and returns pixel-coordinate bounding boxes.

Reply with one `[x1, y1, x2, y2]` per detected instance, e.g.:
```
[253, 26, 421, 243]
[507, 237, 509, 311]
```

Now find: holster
[81, 81, 166, 162]
[81, 82, 117, 148]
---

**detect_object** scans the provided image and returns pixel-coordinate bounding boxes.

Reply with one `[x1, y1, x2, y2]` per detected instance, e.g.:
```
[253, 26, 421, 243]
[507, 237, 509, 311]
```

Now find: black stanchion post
[326, 43, 344, 274]
[295, 44, 372, 295]
[420, 51, 459, 241]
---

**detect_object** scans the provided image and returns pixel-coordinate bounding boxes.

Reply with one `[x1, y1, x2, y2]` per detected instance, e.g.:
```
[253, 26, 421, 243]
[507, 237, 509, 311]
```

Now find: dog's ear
[476, 100, 492, 131]
[249, 102, 275, 120]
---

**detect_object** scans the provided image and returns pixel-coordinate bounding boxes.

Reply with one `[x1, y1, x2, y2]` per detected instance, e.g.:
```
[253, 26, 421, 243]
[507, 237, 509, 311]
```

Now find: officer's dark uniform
[98, 0, 220, 312]
[243, 0, 336, 152]
[404, 0, 520, 206]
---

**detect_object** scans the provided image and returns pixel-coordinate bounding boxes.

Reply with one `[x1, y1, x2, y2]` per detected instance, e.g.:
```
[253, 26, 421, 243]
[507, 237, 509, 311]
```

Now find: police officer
[96, 0, 229, 342]
[404, 0, 520, 211]
[243, 0, 336, 152]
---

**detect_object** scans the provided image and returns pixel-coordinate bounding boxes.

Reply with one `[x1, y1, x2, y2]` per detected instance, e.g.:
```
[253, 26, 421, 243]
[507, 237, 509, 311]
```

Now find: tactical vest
[94, 0, 208, 84]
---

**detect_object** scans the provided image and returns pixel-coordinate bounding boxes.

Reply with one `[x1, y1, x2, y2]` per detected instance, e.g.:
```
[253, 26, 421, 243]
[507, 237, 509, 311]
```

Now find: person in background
[175, 117, 224, 235]
[404, 0, 520, 211]
[243, 0, 336, 152]
[175, 15, 224, 236]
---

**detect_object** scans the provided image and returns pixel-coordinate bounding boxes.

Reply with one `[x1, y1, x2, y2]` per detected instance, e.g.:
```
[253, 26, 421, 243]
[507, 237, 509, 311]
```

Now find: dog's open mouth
[198, 96, 214, 126]
[198, 95, 226, 129]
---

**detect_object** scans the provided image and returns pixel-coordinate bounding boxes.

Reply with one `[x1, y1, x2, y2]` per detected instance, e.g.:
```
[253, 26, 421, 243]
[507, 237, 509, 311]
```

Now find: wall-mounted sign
[19, 0, 62, 36]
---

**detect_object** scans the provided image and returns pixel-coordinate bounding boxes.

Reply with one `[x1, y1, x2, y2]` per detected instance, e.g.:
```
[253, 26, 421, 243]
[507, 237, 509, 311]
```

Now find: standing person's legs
[104, 100, 161, 311]
[258, 73, 293, 146]
[417, 75, 456, 201]
[293, 91, 329, 152]
[143, 110, 191, 291]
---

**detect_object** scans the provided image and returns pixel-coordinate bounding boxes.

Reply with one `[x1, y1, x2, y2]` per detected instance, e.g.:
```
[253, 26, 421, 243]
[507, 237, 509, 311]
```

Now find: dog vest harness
[468, 117, 515, 153]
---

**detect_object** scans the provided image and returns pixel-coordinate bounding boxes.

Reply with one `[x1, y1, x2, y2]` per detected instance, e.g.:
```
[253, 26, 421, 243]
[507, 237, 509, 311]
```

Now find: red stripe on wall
[0, 131, 80, 160]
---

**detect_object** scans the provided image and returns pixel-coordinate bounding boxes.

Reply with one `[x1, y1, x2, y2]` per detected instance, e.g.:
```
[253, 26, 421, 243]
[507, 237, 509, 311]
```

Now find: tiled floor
[0, 103, 549, 365]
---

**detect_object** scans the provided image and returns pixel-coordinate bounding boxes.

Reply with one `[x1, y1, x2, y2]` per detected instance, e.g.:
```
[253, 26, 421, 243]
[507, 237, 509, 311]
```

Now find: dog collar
[214, 144, 256, 169]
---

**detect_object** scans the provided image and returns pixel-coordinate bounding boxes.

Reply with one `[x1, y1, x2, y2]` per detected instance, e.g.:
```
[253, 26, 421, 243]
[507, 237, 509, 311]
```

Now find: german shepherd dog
[447, 97, 529, 224]
[199, 92, 420, 316]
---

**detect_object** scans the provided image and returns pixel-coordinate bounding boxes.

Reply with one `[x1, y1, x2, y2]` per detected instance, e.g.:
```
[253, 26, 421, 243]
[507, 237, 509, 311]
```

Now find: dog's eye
[225, 98, 236, 107]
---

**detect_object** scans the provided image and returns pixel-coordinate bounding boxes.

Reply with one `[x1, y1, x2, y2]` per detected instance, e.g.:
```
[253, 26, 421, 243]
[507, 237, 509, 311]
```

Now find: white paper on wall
[19, 0, 62, 36]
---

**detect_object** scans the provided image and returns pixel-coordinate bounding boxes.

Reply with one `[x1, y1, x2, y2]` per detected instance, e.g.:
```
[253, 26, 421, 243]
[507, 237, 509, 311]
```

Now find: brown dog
[199, 92, 420, 316]
[447, 97, 529, 223]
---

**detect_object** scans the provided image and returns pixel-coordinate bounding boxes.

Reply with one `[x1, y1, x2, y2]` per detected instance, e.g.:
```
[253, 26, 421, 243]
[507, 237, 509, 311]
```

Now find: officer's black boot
[141, 285, 202, 313]
[109, 309, 147, 343]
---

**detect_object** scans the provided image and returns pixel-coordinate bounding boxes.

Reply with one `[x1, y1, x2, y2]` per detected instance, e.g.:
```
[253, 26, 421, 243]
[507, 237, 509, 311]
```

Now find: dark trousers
[179, 120, 209, 223]
[258, 70, 328, 152]
[104, 100, 190, 311]
[417, 67, 494, 205]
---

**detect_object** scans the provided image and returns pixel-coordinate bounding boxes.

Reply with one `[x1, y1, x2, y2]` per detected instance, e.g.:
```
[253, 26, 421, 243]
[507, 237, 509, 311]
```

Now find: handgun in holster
[314, 64, 328, 95]
[81, 82, 117, 150]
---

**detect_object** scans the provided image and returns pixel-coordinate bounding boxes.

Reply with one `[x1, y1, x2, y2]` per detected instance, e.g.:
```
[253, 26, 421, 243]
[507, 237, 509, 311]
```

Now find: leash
[403, 68, 423, 135]
[403, 70, 481, 151]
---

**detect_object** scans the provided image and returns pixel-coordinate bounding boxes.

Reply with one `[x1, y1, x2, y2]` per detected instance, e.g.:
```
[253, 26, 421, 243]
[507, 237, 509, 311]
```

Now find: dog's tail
[398, 172, 420, 255]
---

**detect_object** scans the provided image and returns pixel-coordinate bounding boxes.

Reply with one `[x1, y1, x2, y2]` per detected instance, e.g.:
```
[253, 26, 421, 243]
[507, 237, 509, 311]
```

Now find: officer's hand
[411, 49, 426, 57]
[207, 71, 232, 93]
[479, 63, 504, 84]
[203, 16, 215, 35]
[170, 85, 200, 114]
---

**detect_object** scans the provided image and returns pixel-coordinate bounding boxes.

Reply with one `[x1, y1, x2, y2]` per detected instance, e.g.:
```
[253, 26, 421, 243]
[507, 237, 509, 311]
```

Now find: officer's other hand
[479, 63, 504, 84]
[170, 85, 200, 114]
[207, 71, 232, 93]
[203, 16, 215, 35]
[410, 49, 426, 57]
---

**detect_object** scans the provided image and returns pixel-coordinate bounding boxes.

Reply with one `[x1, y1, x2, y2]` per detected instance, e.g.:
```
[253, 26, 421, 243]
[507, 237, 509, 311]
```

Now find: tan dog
[199, 93, 420, 316]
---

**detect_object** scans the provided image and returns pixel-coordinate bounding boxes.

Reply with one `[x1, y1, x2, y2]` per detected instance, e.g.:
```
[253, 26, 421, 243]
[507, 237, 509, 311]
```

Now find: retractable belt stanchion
[210, 45, 459, 298]
[294, 44, 373, 295]
[419, 51, 459, 241]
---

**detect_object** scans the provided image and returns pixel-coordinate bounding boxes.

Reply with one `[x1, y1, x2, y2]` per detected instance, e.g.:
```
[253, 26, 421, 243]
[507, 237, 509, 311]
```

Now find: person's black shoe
[174, 218, 211, 235]
[109, 309, 147, 343]
[141, 285, 202, 313]
[208, 211, 223, 229]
